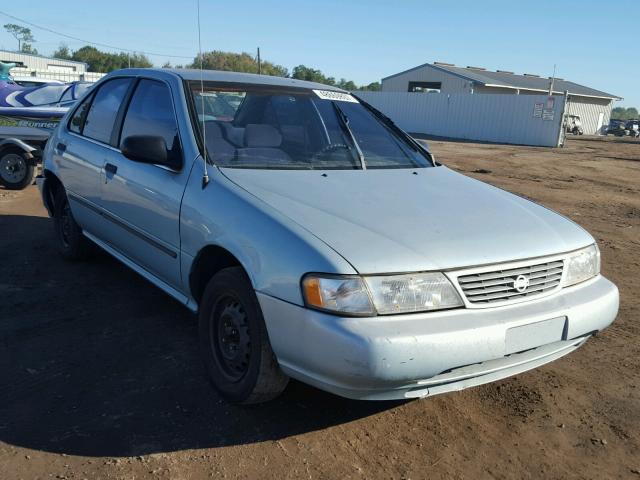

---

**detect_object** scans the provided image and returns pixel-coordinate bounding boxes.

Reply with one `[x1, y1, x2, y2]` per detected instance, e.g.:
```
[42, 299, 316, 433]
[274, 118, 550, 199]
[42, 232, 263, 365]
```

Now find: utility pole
[257, 47, 261, 75]
[548, 64, 556, 96]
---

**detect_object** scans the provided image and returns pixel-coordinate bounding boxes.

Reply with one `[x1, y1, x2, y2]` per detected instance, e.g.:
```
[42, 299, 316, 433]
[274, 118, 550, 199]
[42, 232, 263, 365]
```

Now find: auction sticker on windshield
[312, 90, 359, 103]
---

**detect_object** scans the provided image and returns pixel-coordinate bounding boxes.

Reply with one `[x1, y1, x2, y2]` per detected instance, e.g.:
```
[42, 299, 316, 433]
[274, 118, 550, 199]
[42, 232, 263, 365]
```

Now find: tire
[0, 149, 35, 190]
[53, 188, 93, 261]
[198, 267, 289, 404]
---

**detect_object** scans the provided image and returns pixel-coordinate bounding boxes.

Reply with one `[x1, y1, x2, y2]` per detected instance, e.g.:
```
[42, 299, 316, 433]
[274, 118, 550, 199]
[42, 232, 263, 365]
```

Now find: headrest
[204, 121, 224, 138]
[244, 124, 282, 148]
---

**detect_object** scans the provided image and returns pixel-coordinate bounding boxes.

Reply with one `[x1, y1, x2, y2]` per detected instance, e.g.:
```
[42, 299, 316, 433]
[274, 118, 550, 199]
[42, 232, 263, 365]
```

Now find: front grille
[457, 260, 564, 304]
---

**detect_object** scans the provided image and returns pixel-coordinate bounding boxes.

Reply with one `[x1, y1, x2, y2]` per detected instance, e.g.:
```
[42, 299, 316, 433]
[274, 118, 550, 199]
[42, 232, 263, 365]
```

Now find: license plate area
[505, 316, 567, 355]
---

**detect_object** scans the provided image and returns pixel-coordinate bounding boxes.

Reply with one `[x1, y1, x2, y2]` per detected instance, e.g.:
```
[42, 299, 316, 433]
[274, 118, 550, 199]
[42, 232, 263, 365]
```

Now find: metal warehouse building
[1, 50, 87, 73]
[381, 62, 621, 135]
[0, 50, 104, 83]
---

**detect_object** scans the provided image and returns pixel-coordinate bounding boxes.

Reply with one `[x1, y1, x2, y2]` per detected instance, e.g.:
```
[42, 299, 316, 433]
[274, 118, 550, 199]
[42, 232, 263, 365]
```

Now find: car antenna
[197, 0, 209, 189]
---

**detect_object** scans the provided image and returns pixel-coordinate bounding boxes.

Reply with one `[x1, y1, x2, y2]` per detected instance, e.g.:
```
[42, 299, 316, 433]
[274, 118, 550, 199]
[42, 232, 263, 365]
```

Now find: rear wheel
[0, 150, 35, 190]
[53, 189, 93, 260]
[198, 267, 289, 404]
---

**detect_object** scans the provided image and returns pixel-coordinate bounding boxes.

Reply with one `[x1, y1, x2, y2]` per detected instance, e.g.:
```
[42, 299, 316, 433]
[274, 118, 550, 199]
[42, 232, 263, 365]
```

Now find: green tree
[612, 107, 626, 120]
[292, 65, 373, 90]
[190, 50, 288, 77]
[291, 65, 335, 85]
[3, 24, 35, 51]
[70, 46, 152, 72]
[53, 44, 72, 60]
[612, 107, 639, 120]
[21, 43, 38, 55]
[337, 78, 357, 91]
[359, 81, 381, 91]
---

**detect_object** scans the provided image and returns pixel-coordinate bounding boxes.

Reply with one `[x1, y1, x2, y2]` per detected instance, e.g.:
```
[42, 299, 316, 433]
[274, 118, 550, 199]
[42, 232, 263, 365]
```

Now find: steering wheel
[312, 143, 351, 160]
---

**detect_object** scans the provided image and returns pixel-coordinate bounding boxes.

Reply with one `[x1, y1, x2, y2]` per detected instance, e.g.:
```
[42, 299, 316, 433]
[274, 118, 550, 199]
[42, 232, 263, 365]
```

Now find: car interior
[193, 87, 430, 170]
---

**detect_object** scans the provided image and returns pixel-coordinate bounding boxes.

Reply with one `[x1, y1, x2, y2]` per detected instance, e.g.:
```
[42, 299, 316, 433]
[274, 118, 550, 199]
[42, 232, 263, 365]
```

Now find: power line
[0, 9, 194, 59]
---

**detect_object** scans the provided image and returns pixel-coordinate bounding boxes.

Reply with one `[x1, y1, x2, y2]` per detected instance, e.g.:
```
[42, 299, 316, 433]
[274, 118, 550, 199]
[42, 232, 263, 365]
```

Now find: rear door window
[119, 79, 181, 165]
[82, 78, 132, 144]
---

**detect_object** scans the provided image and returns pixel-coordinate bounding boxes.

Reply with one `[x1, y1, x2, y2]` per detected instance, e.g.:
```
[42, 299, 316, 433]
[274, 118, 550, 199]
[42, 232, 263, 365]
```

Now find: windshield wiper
[332, 102, 366, 170]
[353, 94, 436, 165]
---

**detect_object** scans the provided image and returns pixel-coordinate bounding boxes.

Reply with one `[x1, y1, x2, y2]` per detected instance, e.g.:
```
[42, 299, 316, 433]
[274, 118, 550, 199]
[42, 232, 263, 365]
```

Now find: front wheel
[0, 150, 35, 190]
[198, 267, 289, 404]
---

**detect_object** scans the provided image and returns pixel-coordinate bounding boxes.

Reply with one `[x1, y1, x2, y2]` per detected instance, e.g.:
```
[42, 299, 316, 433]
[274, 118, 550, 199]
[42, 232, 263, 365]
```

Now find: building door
[596, 112, 605, 135]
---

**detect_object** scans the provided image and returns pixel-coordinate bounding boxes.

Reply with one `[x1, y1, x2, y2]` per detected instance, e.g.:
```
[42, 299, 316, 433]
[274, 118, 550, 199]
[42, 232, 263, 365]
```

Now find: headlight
[364, 273, 463, 314]
[302, 272, 463, 316]
[562, 244, 600, 287]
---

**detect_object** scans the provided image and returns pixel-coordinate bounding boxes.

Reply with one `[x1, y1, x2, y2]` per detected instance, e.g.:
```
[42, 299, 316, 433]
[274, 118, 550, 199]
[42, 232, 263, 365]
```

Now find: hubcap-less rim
[0, 154, 27, 183]
[60, 202, 73, 247]
[210, 297, 251, 381]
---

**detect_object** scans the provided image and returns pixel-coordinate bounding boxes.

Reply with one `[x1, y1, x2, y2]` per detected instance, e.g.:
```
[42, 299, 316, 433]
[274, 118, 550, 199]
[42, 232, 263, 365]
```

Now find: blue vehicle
[38, 68, 618, 403]
[0, 61, 92, 189]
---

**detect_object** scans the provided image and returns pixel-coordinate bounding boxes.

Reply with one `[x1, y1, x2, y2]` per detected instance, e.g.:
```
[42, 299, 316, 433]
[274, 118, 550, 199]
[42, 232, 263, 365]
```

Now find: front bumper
[258, 275, 618, 400]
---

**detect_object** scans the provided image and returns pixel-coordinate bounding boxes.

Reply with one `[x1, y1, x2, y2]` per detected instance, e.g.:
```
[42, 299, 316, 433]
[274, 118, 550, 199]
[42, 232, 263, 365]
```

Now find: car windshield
[189, 82, 432, 170]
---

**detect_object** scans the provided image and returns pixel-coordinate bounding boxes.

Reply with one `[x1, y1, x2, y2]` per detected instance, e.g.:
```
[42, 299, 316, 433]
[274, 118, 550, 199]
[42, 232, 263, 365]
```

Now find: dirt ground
[1, 136, 638, 480]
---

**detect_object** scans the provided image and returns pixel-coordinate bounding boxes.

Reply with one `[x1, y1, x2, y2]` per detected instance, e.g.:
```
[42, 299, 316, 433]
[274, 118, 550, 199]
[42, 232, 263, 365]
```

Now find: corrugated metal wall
[566, 96, 613, 135]
[356, 92, 565, 147]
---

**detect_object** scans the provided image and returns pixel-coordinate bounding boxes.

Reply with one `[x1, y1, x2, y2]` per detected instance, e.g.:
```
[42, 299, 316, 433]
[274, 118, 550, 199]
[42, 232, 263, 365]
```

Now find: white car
[38, 68, 619, 404]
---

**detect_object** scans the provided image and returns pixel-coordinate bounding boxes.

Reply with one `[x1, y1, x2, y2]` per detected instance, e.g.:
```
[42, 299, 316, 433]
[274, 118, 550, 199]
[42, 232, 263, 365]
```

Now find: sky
[0, 1, 637, 107]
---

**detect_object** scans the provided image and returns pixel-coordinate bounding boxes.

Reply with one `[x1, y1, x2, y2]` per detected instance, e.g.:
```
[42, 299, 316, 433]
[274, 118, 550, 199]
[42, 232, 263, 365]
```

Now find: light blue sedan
[38, 68, 619, 403]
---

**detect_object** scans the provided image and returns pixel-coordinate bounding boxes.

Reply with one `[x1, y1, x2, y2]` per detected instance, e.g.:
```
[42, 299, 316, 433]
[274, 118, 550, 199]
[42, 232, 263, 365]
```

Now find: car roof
[108, 68, 346, 92]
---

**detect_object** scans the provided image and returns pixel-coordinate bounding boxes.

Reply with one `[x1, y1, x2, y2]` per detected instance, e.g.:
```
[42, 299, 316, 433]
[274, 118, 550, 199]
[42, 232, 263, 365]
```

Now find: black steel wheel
[212, 297, 251, 381]
[198, 267, 289, 404]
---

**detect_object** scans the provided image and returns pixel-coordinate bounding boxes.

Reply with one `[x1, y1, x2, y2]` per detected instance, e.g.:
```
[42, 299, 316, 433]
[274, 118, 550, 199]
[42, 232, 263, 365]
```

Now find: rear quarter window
[68, 93, 93, 134]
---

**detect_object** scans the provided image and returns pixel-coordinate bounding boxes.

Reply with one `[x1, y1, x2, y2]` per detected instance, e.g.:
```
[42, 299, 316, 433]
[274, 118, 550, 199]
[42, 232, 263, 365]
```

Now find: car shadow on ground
[0, 215, 402, 457]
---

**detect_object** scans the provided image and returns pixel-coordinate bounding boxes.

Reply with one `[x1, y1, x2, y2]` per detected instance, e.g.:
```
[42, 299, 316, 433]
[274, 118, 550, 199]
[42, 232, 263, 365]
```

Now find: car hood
[221, 166, 594, 274]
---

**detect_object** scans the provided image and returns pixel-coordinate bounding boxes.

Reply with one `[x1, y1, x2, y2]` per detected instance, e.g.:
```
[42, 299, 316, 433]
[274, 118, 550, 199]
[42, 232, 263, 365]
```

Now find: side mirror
[121, 135, 174, 167]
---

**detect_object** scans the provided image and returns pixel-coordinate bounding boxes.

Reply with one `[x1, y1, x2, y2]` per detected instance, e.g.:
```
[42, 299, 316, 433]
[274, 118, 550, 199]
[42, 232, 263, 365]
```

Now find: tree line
[4, 23, 379, 90]
[4, 24, 380, 89]
[53, 44, 380, 91]
[176, 51, 381, 91]
[611, 107, 639, 121]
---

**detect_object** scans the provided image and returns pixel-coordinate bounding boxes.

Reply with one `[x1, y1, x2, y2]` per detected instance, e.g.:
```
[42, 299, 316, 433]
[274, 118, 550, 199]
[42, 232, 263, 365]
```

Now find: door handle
[56, 142, 66, 153]
[104, 163, 118, 175]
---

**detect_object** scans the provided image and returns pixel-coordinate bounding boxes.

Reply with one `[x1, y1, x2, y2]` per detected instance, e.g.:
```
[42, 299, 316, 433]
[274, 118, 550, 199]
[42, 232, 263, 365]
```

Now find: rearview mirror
[121, 135, 172, 167]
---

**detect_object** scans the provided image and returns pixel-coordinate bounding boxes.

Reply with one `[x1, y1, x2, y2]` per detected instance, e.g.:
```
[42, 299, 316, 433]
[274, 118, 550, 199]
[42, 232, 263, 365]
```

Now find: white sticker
[312, 90, 359, 103]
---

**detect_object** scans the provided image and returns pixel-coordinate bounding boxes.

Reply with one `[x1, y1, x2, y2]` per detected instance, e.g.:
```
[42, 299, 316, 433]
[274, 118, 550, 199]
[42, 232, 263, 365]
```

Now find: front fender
[180, 167, 356, 306]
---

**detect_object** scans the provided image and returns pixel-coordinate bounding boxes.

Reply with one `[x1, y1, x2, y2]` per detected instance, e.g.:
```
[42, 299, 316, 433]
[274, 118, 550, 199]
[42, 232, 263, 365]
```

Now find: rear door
[97, 78, 189, 291]
[56, 77, 133, 238]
